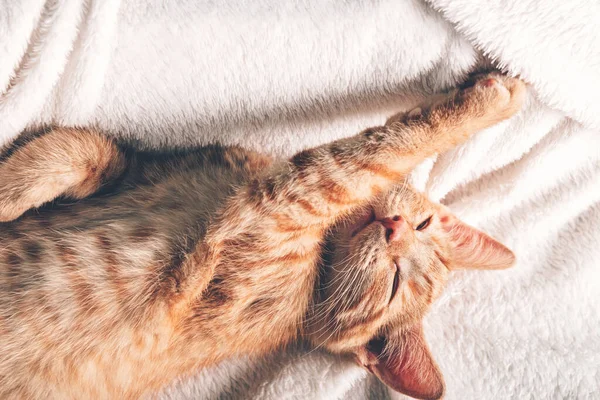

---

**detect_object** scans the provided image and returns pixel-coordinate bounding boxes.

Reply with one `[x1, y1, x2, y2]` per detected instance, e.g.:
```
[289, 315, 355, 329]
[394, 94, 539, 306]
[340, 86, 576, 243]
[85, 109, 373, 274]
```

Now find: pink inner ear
[442, 215, 515, 270]
[364, 325, 445, 400]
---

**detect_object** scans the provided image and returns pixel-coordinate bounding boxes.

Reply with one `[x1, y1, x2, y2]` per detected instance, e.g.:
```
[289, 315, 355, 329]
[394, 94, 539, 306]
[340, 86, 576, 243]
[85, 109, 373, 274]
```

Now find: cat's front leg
[384, 72, 526, 152]
[215, 73, 526, 238]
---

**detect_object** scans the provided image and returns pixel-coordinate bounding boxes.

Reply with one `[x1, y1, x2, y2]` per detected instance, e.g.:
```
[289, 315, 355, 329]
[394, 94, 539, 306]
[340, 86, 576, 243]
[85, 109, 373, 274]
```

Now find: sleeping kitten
[0, 73, 524, 399]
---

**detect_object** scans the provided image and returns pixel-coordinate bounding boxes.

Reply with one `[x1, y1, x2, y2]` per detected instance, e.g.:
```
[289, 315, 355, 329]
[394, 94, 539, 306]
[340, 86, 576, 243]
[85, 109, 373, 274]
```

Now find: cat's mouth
[350, 208, 376, 238]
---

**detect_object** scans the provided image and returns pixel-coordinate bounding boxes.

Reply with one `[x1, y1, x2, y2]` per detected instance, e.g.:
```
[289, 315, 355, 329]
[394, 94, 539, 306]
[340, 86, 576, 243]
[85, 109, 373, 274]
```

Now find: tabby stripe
[285, 192, 324, 217]
[316, 172, 352, 205]
[263, 177, 278, 201]
[244, 296, 278, 315]
[328, 143, 350, 168]
[290, 149, 318, 171]
[360, 162, 404, 181]
[5, 251, 22, 292]
[295, 198, 324, 217]
[221, 232, 280, 253]
[246, 178, 279, 205]
[23, 240, 43, 264]
[241, 251, 314, 270]
[423, 274, 433, 289]
[263, 251, 312, 265]
[273, 213, 322, 233]
[407, 279, 424, 297]
[129, 225, 156, 244]
[57, 244, 98, 316]
[96, 234, 129, 307]
[423, 275, 434, 305]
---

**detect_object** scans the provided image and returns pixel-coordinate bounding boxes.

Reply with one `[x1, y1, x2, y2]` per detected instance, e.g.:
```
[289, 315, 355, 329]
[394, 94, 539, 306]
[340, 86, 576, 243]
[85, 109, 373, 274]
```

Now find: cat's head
[307, 185, 515, 400]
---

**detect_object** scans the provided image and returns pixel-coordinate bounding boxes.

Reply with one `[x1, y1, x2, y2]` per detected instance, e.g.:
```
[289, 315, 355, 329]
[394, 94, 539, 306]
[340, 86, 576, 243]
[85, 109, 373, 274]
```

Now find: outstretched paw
[456, 71, 526, 119]
[386, 72, 526, 131]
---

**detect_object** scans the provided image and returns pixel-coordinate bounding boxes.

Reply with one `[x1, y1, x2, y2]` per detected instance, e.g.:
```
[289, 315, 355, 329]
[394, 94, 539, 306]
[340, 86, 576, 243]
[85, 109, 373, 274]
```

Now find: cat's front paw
[386, 72, 526, 128]
[457, 72, 526, 120]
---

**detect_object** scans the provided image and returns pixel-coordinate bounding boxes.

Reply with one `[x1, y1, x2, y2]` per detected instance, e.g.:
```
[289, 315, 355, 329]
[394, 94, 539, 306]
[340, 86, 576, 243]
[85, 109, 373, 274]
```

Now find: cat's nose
[379, 216, 406, 242]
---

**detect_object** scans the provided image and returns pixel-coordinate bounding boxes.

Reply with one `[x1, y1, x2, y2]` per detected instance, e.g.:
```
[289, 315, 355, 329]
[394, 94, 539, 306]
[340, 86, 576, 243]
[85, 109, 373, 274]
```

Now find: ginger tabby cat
[0, 73, 524, 399]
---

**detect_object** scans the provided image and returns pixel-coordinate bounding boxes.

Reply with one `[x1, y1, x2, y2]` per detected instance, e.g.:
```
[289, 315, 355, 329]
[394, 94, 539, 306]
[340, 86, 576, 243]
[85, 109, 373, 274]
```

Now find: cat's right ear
[354, 323, 445, 400]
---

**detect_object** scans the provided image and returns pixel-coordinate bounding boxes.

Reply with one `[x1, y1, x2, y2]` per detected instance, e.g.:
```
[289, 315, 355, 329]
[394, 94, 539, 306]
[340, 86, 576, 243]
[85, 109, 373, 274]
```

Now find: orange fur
[0, 73, 524, 399]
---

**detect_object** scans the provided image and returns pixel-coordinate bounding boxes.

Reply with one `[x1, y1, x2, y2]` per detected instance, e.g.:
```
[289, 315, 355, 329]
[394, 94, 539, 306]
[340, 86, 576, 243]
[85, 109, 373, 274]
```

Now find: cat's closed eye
[389, 261, 401, 304]
[416, 216, 432, 231]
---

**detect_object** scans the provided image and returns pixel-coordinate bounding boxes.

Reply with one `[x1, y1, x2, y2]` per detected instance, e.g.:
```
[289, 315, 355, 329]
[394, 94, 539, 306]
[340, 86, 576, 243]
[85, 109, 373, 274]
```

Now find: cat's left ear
[440, 212, 515, 270]
[354, 323, 445, 400]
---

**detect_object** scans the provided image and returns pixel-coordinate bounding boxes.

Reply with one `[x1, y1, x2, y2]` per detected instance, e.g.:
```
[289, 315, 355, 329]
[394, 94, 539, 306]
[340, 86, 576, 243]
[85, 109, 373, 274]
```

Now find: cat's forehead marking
[380, 187, 433, 218]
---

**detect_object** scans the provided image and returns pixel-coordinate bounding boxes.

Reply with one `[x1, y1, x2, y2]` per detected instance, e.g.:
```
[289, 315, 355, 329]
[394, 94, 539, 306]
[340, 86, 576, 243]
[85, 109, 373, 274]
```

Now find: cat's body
[0, 73, 525, 399]
[1, 144, 284, 397]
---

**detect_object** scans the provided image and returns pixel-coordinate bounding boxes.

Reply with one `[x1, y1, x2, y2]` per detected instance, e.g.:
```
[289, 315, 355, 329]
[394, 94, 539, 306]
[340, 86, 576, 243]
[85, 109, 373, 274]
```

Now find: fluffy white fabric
[1, 1, 598, 399]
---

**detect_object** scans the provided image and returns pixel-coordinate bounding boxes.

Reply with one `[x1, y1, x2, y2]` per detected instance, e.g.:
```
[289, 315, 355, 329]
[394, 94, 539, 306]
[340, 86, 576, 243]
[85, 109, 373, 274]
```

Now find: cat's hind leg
[0, 127, 126, 222]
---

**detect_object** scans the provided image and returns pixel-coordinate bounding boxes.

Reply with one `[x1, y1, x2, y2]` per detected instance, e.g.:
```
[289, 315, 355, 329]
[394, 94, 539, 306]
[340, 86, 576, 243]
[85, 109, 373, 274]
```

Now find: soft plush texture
[1, 1, 599, 399]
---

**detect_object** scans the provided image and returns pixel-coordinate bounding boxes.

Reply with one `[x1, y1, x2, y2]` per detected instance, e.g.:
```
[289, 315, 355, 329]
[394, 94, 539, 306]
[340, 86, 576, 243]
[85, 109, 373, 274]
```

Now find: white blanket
[1, 1, 599, 399]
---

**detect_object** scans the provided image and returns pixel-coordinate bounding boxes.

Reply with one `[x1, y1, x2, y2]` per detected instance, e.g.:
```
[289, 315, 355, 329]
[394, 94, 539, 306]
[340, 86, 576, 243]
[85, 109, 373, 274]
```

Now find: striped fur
[0, 73, 524, 399]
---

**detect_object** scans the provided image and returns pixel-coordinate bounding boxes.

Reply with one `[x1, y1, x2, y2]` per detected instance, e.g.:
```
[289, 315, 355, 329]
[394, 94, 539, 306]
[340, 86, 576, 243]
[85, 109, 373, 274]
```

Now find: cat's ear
[440, 212, 515, 270]
[354, 323, 445, 400]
